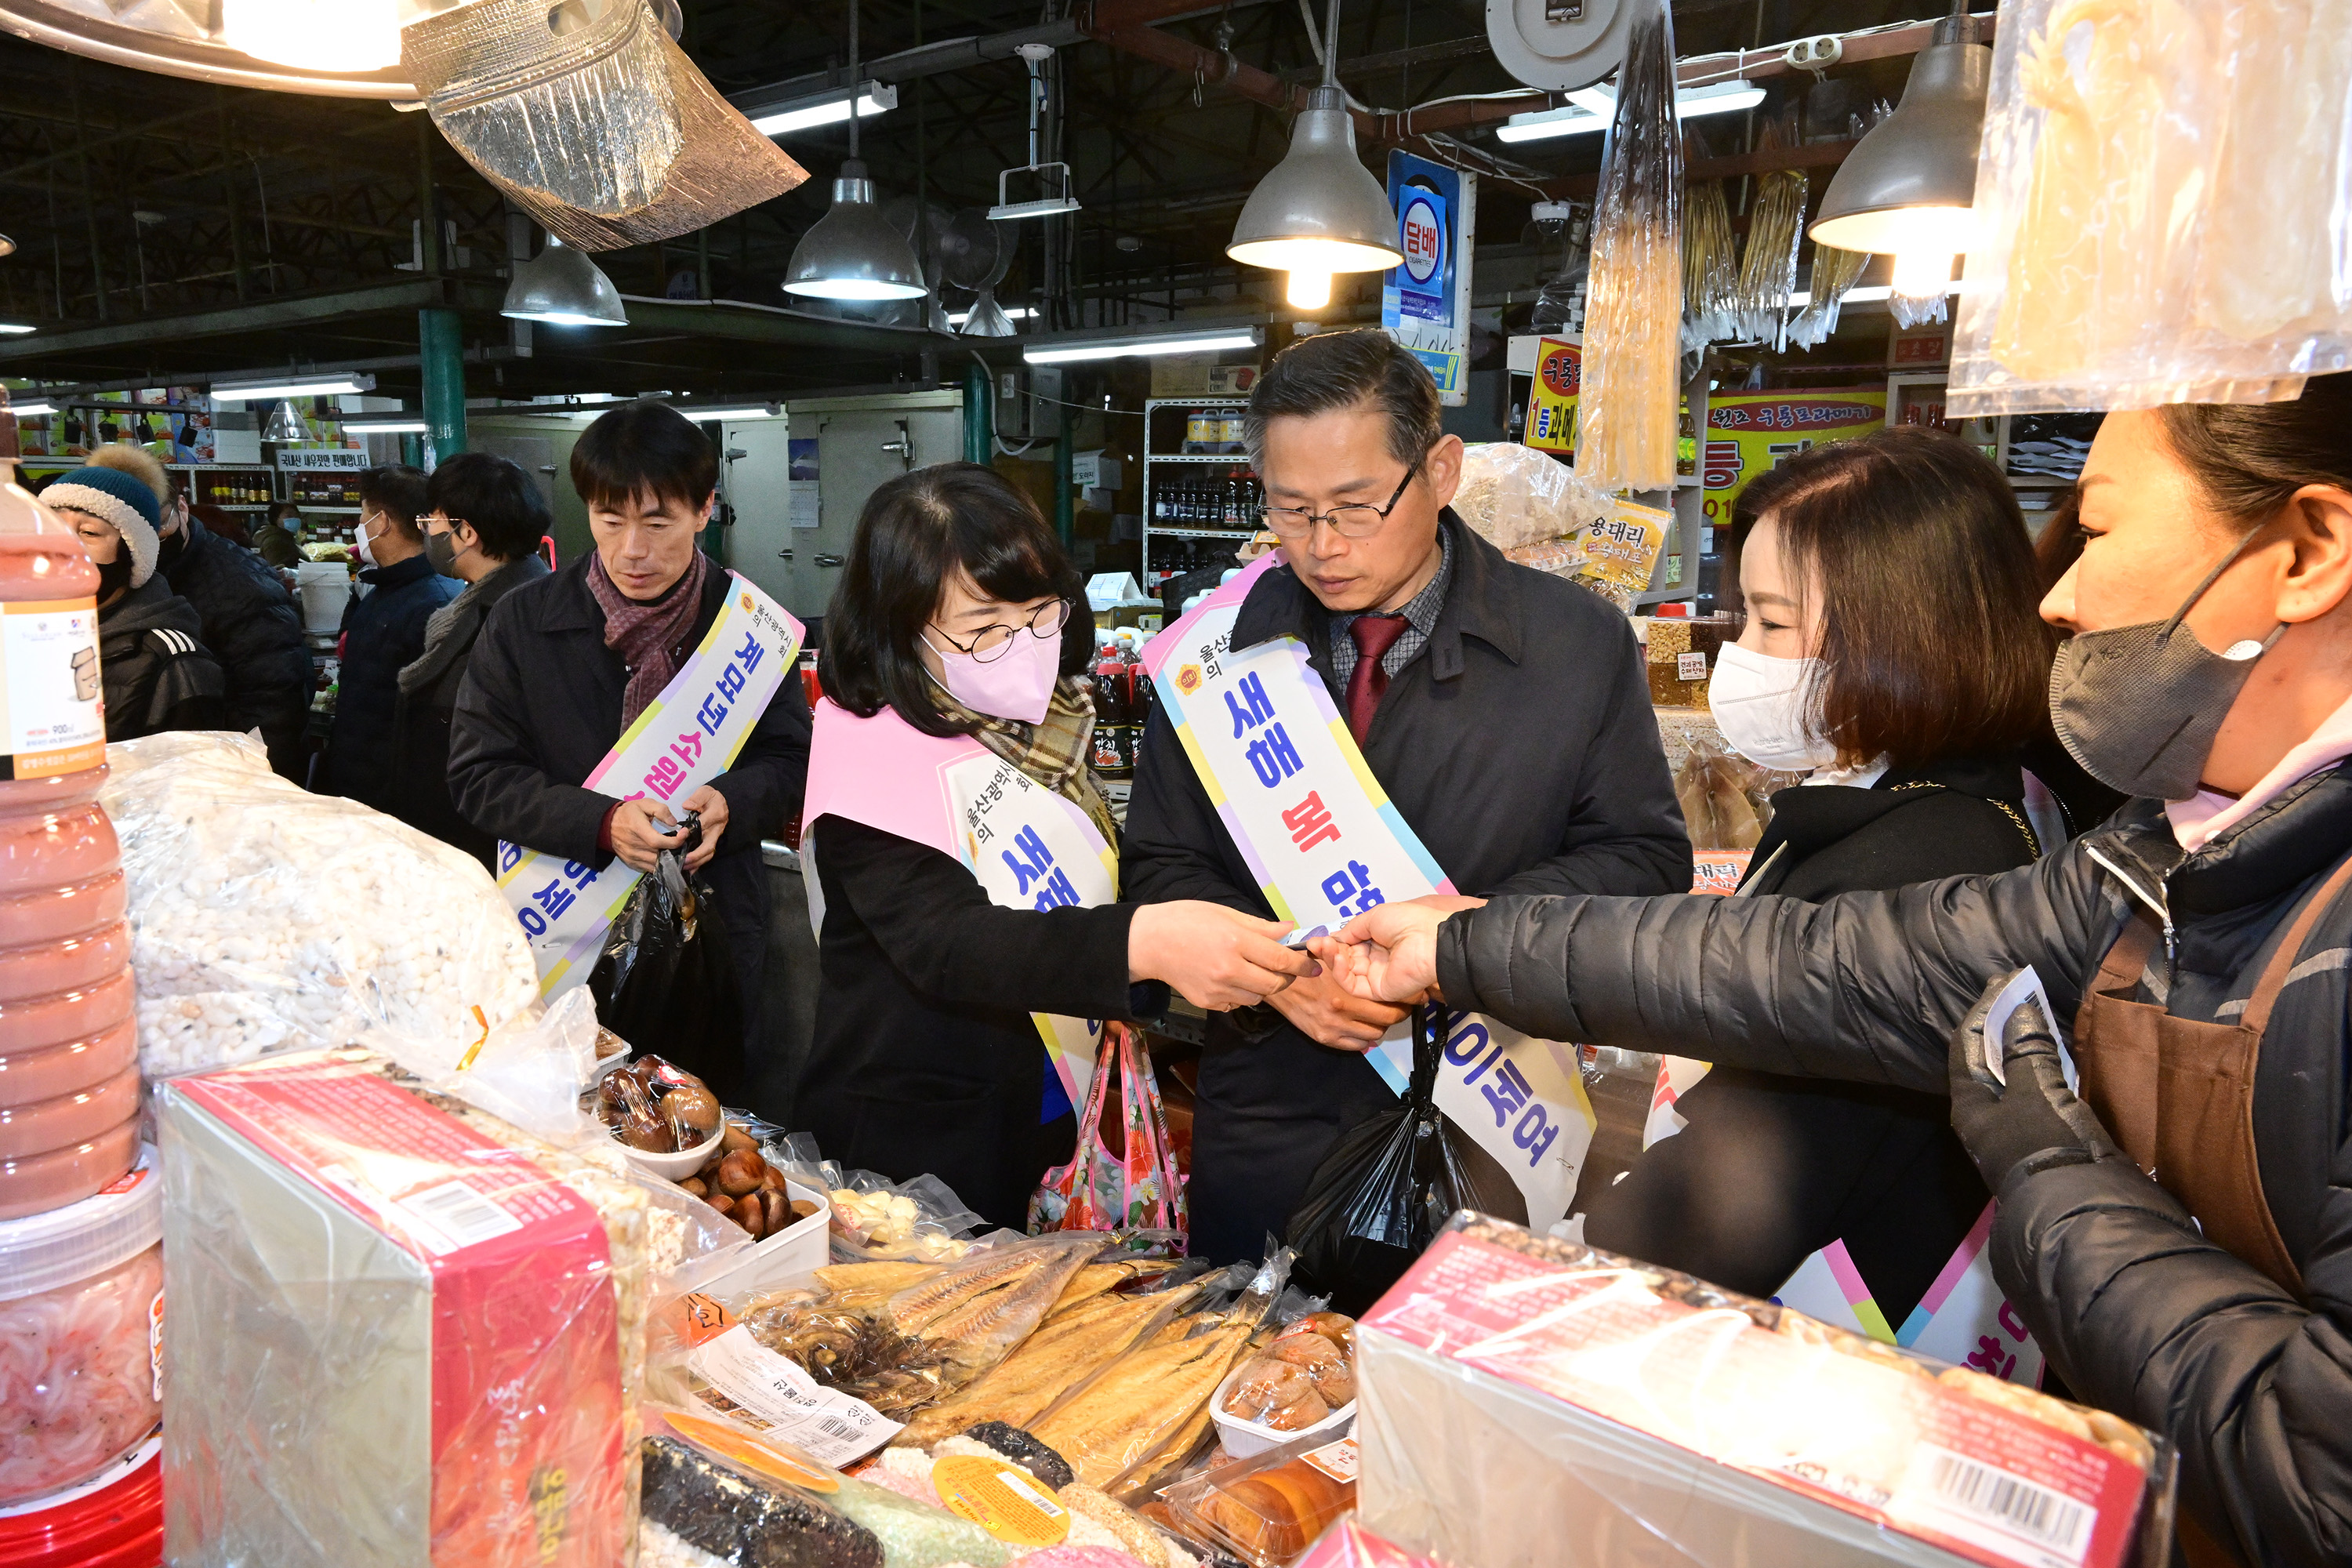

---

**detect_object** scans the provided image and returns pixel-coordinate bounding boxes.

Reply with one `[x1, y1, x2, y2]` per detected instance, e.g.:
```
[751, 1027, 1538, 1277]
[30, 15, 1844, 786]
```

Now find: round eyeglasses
[926, 596, 1073, 662]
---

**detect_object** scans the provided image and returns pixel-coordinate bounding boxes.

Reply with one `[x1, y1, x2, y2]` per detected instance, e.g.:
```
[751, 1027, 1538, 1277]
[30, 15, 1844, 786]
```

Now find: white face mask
[356, 510, 385, 569]
[1708, 640, 1838, 772]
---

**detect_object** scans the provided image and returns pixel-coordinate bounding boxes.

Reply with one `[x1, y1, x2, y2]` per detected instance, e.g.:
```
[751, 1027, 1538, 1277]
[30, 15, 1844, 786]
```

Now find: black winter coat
[99, 577, 229, 742]
[803, 816, 1157, 1232]
[1435, 763, 2352, 1568]
[448, 554, 812, 1077]
[1122, 514, 1692, 1262]
[1584, 754, 2045, 1322]
[323, 554, 459, 812]
[390, 554, 550, 865]
[156, 516, 310, 776]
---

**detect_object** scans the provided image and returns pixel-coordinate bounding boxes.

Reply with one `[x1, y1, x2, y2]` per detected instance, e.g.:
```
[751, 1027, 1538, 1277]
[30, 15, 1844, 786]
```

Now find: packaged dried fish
[1732, 129, 1808, 346]
[1681, 178, 1737, 349]
[892, 1285, 1196, 1449]
[1574, 0, 1684, 494]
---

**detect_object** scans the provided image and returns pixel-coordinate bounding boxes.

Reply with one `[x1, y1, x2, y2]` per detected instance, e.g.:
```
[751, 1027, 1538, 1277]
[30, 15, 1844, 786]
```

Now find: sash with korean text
[801, 698, 1116, 1110]
[497, 573, 804, 997]
[1139, 557, 1595, 1229]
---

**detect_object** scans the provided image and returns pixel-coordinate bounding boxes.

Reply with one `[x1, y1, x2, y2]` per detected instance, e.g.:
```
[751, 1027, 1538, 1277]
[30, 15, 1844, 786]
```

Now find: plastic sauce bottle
[1091, 635, 1133, 780]
[0, 485, 136, 1220]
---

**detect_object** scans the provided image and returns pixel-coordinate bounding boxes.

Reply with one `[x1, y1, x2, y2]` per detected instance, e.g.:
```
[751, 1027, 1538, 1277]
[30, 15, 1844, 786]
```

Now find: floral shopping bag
[1028, 1022, 1189, 1250]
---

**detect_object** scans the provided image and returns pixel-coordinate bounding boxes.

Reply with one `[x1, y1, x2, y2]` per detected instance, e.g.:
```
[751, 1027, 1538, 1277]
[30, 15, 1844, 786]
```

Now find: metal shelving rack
[1141, 396, 1258, 587]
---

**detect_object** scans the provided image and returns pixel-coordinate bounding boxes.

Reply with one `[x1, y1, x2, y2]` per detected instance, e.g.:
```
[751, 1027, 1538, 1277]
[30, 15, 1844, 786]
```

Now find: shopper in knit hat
[42, 465, 230, 742]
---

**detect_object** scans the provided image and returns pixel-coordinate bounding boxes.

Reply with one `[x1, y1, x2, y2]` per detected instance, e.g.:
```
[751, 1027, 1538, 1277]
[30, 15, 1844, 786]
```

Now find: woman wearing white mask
[800, 462, 1313, 1227]
[1585, 426, 2082, 1328]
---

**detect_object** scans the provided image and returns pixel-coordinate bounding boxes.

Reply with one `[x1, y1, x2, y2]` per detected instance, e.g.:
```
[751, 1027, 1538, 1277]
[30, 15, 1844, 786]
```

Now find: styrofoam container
[1213, 1361, 1356, 1460]
[618, 1123, 725, 1181]
[701, 1179, 831, 1299]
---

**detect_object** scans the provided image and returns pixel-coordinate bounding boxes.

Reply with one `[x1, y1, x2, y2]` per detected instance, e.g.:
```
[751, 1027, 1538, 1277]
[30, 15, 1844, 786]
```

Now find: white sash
[496, 572, 804, 997]
[1140, 559, 1595, 1230]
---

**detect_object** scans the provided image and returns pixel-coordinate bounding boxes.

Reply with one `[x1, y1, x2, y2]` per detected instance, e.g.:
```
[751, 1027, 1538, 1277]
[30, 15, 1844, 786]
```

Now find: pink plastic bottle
[0, 484, 136, 1220]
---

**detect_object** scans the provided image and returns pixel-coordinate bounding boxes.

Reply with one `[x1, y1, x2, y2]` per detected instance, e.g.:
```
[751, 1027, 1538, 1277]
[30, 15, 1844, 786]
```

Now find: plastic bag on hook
[401, 0, 807, 249]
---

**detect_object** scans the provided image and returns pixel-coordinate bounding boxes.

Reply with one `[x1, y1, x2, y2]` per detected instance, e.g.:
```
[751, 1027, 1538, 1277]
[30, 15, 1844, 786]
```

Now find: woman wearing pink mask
[801, 462, 1314, 1228]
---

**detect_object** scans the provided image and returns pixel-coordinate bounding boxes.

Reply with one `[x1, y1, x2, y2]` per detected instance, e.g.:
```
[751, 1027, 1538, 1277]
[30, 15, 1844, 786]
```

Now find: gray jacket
[1436, 766, 2352, 1568]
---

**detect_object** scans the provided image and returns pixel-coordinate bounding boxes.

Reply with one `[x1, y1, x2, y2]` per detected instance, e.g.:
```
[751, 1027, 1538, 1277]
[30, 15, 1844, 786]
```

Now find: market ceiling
[0, 0, 1944, 405]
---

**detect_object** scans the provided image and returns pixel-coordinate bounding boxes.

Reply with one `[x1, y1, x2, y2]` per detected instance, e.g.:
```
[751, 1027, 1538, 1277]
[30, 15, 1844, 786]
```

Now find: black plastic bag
[590, 815, 746, 1104]
[1284, 1005, 1522, 1315]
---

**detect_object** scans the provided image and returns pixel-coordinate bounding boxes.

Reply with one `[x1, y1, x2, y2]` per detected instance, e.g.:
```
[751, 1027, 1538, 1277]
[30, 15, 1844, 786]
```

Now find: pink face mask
[924, 622, 1061, 724]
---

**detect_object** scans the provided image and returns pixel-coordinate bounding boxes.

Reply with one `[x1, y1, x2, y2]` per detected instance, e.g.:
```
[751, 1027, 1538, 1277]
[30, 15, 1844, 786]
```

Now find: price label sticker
[1677, 651, 1708, 682]
[931, 1454, 1071, 1547]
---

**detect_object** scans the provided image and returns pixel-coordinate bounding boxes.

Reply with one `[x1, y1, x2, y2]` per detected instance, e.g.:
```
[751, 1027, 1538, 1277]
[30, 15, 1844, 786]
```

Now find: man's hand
[1311, 896, 1465, 1005]
[1266, 967, 1410, 1051]
[1127, 901, 1318, 1011]
[1948, 970, 2125, 1195]
[679, 785, 728, 871]
[609, 797, 688, 873]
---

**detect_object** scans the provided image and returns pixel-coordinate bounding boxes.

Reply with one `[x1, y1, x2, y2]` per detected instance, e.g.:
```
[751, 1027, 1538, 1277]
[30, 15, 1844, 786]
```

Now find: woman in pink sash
[800, 463, 1312, 1230]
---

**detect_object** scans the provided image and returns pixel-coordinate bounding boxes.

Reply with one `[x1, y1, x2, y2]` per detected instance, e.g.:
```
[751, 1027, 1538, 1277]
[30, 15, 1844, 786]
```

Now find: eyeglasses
[926, 596, 1073, 663]
[1258, 456, 1424, 541]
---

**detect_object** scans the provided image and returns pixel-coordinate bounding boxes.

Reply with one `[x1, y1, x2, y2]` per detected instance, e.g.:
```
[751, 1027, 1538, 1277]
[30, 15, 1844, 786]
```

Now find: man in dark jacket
[393, 455, 552, 864]
[1122, 330, 1691, 1262]
[321, 466, 458, 812]
[86, 446, 310, 775]
[449, 409, 811, 1093]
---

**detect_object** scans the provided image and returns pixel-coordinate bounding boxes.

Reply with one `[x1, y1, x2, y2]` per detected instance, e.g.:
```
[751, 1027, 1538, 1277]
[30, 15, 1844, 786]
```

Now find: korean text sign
[498, 575, 804, 995]
[1522, 338, 1581, 455]
[1381, 151, 1475, 405]
[1700, 389, 1886, 523]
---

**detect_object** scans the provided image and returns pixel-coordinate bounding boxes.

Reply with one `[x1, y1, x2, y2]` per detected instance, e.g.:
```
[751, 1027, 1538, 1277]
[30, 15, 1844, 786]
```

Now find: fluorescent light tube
[212, 374, 375, 402]
[749, 84, 897, 138]
[1023, 330, 1260, 365]
[341, 419, 429, 434]
[683, 407, 782, 422]
[1498, 81, 1764, 143]
[0, 324, 38, 336]
[947, 307, 1035, 325]
[8, 400, 56, 417]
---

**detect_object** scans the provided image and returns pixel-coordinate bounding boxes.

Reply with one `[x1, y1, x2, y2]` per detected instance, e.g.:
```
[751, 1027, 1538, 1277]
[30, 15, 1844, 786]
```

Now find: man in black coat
[448, 411, 811, 1102]
[87, 446, 311, 775]
[1122, 330, 1692, 1262]
[322, 465, 459, 812]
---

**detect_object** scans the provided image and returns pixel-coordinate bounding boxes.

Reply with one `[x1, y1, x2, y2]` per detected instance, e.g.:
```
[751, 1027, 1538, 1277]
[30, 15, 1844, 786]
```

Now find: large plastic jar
[0, 1144, 162, 1508]
[0, 484, 132, 1220]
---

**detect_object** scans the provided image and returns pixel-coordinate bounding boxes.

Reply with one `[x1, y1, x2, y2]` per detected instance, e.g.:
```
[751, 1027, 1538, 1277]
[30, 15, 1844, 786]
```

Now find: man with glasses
[1123, 328, 1691, 1261]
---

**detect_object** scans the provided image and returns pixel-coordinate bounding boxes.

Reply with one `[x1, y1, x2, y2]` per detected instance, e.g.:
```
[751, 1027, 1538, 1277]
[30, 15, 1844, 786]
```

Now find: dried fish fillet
[1029, 1322, 1254, 1490]
[894, 1290, 1187, 1448]
[887, 1244, 1054, 1336]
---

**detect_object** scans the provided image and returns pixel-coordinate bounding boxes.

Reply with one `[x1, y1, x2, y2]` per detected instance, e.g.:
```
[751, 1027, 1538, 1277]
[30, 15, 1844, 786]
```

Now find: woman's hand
[1129, 902, 1319, 1011]
[1312, 895, 1472, 1005]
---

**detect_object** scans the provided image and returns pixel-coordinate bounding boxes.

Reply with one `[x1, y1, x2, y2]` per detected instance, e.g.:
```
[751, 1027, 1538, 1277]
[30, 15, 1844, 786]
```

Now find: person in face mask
[1318, 372, 2352, 1568]
[800, 462, 1316, 1229]
[388, 453, 550, 865]
[1585, 426, 2076, 1330]
[319, 464, 459, 813]
[42, 464, 229, 742]
[449, 402, 808, 1110]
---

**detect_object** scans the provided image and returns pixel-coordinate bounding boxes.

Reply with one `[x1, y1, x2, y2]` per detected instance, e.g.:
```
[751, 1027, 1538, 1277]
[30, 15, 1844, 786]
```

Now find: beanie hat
[42, 466, 162, 589]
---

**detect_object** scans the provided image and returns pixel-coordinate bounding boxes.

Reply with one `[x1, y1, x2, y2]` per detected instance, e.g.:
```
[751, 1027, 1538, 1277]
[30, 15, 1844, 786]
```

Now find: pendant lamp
[1808, 0, 1990, 264]
[220, 0, 401, 73]
[262, 400, 308, 443]
[783, 0, 927, 303]
[1227, 0, 1403, 307]
[503, 234, 629, 327]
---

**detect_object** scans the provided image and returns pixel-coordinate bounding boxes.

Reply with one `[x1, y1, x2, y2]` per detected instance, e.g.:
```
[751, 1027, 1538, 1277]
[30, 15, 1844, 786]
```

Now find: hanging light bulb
[263, 400, 307, 444]
[1809, 0, 1989, 260]
[222, 0, 403, 73]
[1227, 0, 1403, 284]
[1890, 249, 1957, 297]
[1285, 271, 1333, 310]
[784, 0, 928, 304]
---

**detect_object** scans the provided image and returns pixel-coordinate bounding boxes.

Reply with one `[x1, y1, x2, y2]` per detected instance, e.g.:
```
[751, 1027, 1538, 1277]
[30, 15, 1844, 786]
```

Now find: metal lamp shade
[1808, 27, 1991, 256]
[262, 401, 308, 443]
[960, 292, 1018, 337]
[784, 162, 929, 302]
[503, 238, 629, 327]
[1226, 87, 1403, 275]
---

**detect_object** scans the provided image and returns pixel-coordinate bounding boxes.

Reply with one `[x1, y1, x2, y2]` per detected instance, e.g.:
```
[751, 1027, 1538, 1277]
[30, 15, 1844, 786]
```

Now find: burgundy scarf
[587, 548, 711, 728]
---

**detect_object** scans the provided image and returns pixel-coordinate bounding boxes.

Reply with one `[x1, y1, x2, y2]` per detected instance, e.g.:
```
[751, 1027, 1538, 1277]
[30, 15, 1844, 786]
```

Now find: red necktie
[1345, 613, 1410, 744]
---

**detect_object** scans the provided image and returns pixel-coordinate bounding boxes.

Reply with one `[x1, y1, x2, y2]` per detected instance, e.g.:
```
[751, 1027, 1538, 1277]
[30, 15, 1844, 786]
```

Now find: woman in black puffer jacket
[1327, 375, 2352, 1568]
[1585, 427, 2109, 1330]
